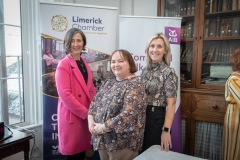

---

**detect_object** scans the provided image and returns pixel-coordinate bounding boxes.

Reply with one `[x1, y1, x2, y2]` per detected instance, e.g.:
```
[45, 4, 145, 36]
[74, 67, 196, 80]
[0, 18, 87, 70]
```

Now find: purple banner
[165, 27, 181, 45]
[170, 105, 182, 153]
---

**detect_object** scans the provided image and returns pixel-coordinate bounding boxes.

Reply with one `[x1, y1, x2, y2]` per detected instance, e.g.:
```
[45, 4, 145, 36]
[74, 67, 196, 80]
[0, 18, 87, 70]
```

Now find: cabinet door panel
[192, 94, 227, 118]
[181, 92, 192, 114]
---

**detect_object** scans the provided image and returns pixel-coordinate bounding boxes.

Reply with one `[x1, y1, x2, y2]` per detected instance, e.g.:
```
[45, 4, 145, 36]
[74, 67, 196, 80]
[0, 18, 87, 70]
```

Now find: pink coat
[55, 54, 96, 155]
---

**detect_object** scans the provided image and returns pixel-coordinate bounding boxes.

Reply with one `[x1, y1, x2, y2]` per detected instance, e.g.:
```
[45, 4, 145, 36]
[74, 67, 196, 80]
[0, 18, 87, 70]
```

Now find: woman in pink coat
[55, 28, 96, 160]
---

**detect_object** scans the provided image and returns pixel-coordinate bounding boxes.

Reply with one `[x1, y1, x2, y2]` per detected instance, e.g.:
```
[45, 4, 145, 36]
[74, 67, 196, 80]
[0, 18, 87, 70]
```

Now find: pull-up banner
[40, 2, 117, 160]
[119, 16, 182, 153]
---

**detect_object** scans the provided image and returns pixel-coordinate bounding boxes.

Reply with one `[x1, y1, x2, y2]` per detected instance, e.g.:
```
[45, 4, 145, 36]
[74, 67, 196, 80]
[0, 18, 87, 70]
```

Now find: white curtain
[194, 121, 223, 160]
[181, 119, 186, 154]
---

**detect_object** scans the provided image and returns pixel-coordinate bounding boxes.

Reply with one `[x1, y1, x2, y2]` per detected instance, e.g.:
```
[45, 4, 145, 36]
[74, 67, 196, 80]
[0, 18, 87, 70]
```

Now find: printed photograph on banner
[41, 33, 112, 98]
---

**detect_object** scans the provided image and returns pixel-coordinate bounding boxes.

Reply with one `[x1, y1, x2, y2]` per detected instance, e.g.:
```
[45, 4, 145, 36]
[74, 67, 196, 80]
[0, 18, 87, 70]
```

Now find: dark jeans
[141, 105, 166, 153]
[64, 151, 85, 160]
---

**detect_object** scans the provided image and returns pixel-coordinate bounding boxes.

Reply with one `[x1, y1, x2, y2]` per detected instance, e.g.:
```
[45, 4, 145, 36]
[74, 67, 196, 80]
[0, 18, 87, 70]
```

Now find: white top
[43, 54, 54, 66]
[134, 145, 207, 160]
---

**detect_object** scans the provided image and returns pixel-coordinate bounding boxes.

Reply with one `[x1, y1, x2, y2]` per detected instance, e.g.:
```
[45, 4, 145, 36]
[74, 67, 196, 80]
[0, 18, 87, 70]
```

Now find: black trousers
[141, 105, 166, 153]
[64, 151, 85, 160]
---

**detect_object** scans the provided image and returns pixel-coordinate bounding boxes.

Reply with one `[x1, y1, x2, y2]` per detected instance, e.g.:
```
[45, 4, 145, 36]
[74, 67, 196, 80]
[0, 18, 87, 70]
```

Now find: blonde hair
[145, 32, 171, 69]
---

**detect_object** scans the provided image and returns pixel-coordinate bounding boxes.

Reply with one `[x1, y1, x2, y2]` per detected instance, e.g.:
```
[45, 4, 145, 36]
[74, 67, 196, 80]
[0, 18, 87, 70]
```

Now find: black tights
[64, 151, 85, 160]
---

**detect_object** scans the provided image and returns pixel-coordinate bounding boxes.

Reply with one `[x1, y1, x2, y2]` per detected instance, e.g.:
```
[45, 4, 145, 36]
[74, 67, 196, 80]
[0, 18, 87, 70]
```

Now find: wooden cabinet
[181, 89, 227, 155]
[157, 0, 240, 158]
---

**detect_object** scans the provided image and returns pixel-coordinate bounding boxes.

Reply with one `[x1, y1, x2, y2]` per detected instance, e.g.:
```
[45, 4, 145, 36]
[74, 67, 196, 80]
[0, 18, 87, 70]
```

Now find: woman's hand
[93, 123, 111, 134]
[161, 131, 172, 152]
[88, 115, 97, 134]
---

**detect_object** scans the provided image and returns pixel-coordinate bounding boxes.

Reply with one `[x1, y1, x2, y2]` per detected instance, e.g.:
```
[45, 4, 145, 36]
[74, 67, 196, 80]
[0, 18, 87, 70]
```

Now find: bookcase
[158, 0, 240, 159]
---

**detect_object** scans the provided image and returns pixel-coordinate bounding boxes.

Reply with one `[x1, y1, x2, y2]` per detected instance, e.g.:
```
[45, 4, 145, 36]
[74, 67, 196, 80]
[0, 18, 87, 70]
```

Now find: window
[0, 0, 23, 125]
[0, 0, 42, 126]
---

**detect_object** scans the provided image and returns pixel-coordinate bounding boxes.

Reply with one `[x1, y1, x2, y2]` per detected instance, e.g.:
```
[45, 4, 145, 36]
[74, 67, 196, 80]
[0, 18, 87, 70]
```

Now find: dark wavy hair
[231, 47, 240, 71]
[63, 28, 86, 53]
[110, 49, 138, 73]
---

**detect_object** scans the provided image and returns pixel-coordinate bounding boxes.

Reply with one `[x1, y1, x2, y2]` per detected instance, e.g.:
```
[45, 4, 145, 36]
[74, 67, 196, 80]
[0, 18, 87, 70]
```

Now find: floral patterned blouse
[141, 61, 178, 107]
[88, 76, 147, 152]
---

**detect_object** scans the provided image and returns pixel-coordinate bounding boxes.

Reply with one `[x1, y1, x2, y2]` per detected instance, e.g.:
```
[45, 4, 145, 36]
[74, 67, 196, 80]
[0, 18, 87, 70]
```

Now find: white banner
[119, 16, 182, 153]
[40, 2, 118, 159]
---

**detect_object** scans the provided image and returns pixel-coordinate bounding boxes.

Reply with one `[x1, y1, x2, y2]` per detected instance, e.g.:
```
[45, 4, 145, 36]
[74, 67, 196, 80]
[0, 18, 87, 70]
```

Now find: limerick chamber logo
[51, 15, 68, 32]
[165, 27, 181, 45]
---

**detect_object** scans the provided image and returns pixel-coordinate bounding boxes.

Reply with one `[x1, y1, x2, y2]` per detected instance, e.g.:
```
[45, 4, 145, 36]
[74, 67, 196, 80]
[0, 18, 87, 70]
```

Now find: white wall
[4, 0, 157, 159]
[54, 0, 158, 16]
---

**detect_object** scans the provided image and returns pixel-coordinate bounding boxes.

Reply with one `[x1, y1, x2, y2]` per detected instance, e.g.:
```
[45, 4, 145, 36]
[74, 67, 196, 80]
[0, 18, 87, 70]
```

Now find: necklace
[76, 60, 86, 72]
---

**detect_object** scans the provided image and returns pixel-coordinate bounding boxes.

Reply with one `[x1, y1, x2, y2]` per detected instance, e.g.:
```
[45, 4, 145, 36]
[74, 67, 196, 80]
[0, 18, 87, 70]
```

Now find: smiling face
[70, 33, 84, 60]
[148, 38, 166, 63]
[111, 51, 131, 80]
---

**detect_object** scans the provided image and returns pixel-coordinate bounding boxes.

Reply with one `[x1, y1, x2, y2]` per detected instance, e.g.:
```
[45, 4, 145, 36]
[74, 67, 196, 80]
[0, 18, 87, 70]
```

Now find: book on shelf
[213, 0, 218, 12]
[206, 46, 216, 62]
[220, 18, 228, 37]
[183, 47, 192, 62]
[202, 52, 208, 61]
[226, 47, 231, 63]
[209, 0, 213, 13]
[205, 48, 211, 62]
[212, 47, 219, 62]
[205, 0, 210, 13]
[216, 17, 221, 37]
[182, 48, 188, 62]
[228, 0, 232, 10]
[191, 1, 195, 15]
[187, 1, 192, 16]
[218, 0, 222, 12]
[222, 45, 227, 63]
[181, 27, 185, 39]
[209, 19, 217, 37]
[186, 48, 193, 62]
[180, 3, 184, 16]
[227, 18, 233, 36]
[168, 5, 172, 16]
[176, 4, 181, 17]
[173, 5, 177, 17]
[232, 0, 238, 10]
[221, 42, 227, 62]
[232, 17, 240, 36]
[217, 47, 222, 62]
[180, 46, 184, 62]
[183, 25, 187, 38]
[222, 0, 228, 11]
[204, 19, 210, 38]
[183, 2, 187, 16]
[165, 8, 169, 17]
[171, 5, 177, 17]
[186, 21, 194, 38]
[209, 46, 216, 62]
[181, 48, 188, 62]
[228, 46, 233, 62]
[215, 47, 220, 62]
[191, 21, 195, 38]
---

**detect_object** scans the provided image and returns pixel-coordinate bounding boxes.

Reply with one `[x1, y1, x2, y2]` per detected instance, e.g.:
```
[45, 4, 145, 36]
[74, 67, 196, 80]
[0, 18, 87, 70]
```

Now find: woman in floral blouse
[88, 49, 147, 160]
[141, 32, 178, 153]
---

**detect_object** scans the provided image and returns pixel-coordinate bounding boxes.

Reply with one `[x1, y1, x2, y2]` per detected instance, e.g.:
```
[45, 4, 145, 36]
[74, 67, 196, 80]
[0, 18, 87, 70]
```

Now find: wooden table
[0, 128, 33, 160]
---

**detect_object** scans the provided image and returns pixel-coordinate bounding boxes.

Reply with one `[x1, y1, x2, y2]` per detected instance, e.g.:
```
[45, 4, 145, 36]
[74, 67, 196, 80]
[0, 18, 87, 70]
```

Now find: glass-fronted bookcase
[158, 0, 240, 159]
[159, 0, 240, 89]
